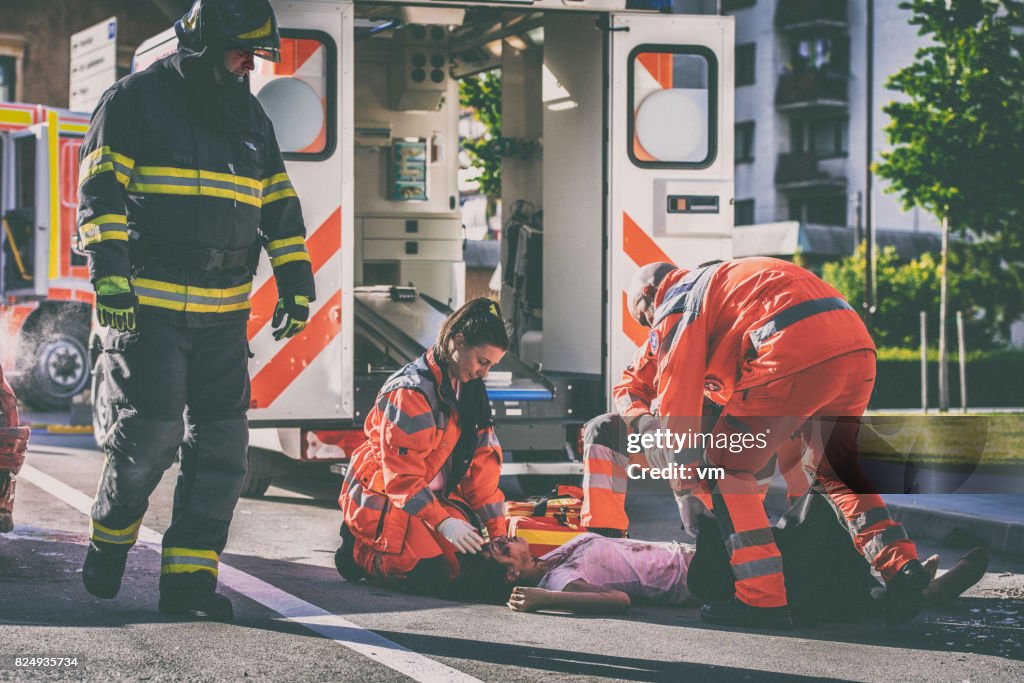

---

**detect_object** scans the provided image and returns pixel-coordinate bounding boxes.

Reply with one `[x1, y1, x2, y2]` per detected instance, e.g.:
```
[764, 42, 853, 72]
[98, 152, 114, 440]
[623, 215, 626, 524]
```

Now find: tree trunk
[938, 214, 950, 412]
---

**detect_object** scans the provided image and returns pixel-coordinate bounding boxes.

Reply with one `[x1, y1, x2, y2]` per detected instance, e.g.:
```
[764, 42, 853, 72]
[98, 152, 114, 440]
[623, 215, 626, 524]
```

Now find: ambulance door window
[628, 47, 717, 168]
[251, 32, 337, 160]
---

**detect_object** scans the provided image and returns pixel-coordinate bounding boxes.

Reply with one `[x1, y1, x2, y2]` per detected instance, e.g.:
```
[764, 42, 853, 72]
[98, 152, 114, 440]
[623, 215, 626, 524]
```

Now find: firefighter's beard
[176, 47, 252, 132]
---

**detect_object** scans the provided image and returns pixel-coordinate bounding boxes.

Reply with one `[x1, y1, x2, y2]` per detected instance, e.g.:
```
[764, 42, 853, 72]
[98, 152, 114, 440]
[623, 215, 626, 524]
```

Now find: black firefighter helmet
[175, 0, 281, 63]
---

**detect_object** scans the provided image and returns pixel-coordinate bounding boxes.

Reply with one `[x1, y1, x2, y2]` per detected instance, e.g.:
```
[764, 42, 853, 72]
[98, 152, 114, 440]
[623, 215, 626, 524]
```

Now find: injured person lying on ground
[454, 491, 990, 624]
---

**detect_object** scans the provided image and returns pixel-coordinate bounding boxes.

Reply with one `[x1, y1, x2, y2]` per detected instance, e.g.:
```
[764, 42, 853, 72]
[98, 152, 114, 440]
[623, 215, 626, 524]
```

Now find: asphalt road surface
[2, 432, 1023, 682]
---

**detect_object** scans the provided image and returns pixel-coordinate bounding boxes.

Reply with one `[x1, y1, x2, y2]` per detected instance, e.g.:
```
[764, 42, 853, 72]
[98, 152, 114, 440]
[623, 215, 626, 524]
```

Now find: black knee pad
[399, 556, 452, 596]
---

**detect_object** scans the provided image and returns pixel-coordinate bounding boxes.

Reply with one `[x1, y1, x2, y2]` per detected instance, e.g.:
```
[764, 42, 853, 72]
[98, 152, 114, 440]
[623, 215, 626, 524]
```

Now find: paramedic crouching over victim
[334, 298, 510, 595]
[623, 258, 930, 629]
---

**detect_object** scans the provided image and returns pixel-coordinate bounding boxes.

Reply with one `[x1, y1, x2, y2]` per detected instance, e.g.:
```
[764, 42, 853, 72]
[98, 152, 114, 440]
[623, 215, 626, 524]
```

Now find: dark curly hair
[443, 551, 514, 605]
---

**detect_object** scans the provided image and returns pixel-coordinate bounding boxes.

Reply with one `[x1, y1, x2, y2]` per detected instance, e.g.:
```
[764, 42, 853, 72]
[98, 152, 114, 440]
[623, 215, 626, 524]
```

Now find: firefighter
[626, 258, 930, 628]
[77, 0, 315, 621]
[334, 298, 508, 595]
[0, 362, 31, 534]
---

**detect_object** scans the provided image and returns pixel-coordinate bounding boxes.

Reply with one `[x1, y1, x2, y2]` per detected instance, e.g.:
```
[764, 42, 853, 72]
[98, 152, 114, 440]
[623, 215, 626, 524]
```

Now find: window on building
[735, 199, 755, 226]
[789, 35, 850, 74]
[735, 121, 755, 163]
[790, 119, 806, 154]
[810, 118, 848, 157]
[723, 0, 757, 11]
[0, 56, 16, 101]
[790, 195, 847, 226]
[736, 43, 756, 86]
[629, 46, 717, 168]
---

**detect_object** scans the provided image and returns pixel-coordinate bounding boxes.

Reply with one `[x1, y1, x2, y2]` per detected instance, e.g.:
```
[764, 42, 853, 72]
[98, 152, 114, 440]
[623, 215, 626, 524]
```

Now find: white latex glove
[636, 414, 672, 470]
[437, 517, 484, 554]
[675, 492, 707, 540]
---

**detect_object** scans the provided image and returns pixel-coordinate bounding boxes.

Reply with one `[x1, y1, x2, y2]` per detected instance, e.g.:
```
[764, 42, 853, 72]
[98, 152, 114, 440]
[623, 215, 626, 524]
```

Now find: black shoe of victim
[82, 542, 130, 599]
[885, 559, 930, 625]
[158, 590, 234, 622]
[700, 596, 794, 629]
[334, 523, 369, 582]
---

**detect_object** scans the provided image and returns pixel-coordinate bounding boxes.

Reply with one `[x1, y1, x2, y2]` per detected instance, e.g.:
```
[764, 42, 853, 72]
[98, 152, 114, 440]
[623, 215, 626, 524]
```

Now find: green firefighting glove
[271, 294, 309, 341]
[94, 276, 137, 331]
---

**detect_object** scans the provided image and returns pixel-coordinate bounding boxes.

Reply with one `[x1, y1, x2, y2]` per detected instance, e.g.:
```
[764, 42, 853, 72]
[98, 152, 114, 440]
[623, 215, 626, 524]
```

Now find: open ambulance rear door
[606, 12, 735, 395]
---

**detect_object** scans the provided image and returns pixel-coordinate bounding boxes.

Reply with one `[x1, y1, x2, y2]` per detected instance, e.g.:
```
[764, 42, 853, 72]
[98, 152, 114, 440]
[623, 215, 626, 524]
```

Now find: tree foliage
[823, 243, 1014, 349]
[460, 71, 503, 198]
[873, 0, 1024, 347]
[876, 0, 1024, 235]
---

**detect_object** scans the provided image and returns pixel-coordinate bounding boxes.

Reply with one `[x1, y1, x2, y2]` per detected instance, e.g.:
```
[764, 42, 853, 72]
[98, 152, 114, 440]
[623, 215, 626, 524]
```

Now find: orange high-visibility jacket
[339, 348, 506, 554]
[612, 342, 659, 420]
[651, 257, 875, 421]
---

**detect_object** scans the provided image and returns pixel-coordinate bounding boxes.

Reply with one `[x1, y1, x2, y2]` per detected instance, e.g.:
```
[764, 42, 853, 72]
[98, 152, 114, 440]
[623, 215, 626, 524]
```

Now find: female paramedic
[333, 297, 509, 594]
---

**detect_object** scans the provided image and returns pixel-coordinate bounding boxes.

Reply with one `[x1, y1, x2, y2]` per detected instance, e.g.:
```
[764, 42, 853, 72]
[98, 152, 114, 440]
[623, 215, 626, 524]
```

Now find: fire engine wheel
[21, 329, 91, 412]
[240, 448, 276, 498]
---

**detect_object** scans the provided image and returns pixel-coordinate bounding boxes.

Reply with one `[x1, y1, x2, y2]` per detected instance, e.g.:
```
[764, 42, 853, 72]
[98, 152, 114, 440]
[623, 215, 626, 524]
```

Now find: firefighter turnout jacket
[77, 53, 315, 327]
[340, 349, 506, 556]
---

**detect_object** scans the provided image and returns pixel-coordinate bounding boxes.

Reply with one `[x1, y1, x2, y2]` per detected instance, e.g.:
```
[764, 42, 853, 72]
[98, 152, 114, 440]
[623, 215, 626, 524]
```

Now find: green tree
[874, 0, 1024, 405]
[459, 71, 503, 198]
[823, 243, 1008, 350]
[877, 0, 1024, 239]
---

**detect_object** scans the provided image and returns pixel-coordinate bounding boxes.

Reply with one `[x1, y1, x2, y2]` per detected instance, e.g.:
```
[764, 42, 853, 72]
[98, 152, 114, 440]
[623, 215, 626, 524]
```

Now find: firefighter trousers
[90, 317, 250, 594]
[703, 349, 918, 609]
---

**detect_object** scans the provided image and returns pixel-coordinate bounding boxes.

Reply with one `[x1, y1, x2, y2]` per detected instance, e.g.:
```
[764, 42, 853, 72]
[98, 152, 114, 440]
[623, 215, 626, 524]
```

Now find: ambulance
[0, 103, 92, 410]
[48, 0, 737, 496]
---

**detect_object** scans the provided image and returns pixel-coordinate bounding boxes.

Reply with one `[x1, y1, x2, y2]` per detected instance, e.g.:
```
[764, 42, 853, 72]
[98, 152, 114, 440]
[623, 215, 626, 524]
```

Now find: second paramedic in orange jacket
[628, 258, 931, 628]
[334, 298, 509, 594]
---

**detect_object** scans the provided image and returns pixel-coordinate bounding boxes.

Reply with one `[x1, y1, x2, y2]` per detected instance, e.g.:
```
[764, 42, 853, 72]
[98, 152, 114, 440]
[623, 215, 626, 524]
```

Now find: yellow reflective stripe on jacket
[262, 172, 297, 205]
[266, 235, 310, 268]
[80, 146, 135, 187]
[161, 547, 219, 576]
[128, 166, 263, 208]
[78, 213, 129, 246]
[133, 278, 253, 314]
[89, 517, 143, 545]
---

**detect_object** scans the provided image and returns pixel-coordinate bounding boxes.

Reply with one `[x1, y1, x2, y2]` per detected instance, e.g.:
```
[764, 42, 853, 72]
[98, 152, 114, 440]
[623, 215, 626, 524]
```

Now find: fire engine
[7, 0, 735, 497]
[0, 103, 92, 410]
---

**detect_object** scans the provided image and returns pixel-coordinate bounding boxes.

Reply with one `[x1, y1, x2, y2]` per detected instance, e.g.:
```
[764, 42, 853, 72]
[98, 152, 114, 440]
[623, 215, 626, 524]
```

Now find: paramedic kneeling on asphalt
[334, 298, 509, 594]
[624, 258, 930, 629]
[78, 0, 314, 621]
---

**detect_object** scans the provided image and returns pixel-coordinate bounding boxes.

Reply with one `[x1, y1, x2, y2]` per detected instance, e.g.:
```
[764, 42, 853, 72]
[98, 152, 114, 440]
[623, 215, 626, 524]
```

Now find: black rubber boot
[82, 541, 130, 599]
[334, 523, 368, 582]
[159, 590, 234, 622]
[885, 559, 931, 625]
[700, 596, 794, 629]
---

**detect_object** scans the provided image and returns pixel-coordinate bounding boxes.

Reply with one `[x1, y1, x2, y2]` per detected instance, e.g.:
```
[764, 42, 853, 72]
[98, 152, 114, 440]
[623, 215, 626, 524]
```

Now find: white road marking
[19, 464, 483, 683]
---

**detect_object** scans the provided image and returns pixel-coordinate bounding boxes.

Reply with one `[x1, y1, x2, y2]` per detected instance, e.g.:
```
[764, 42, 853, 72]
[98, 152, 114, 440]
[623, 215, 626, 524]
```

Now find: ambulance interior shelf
[353, 286, 553, 402]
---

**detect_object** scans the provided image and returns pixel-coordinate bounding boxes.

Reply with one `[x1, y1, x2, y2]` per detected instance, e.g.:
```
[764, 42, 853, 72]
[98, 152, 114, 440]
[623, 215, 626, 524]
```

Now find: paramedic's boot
[159, 589, 234, 622]
[700, 596, 793, 629]
[82, 541, 129, 599]
[924, 547, 989, 606]
[885, 559, 930, 625]
[334, 523, 368, 582]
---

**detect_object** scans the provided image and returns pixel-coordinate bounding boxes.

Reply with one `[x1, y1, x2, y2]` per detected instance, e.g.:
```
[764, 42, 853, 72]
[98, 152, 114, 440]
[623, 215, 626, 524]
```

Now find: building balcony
[775, 69, 848, 111]
[775, 152, 847, 192]
[775, 0, 849, 33]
